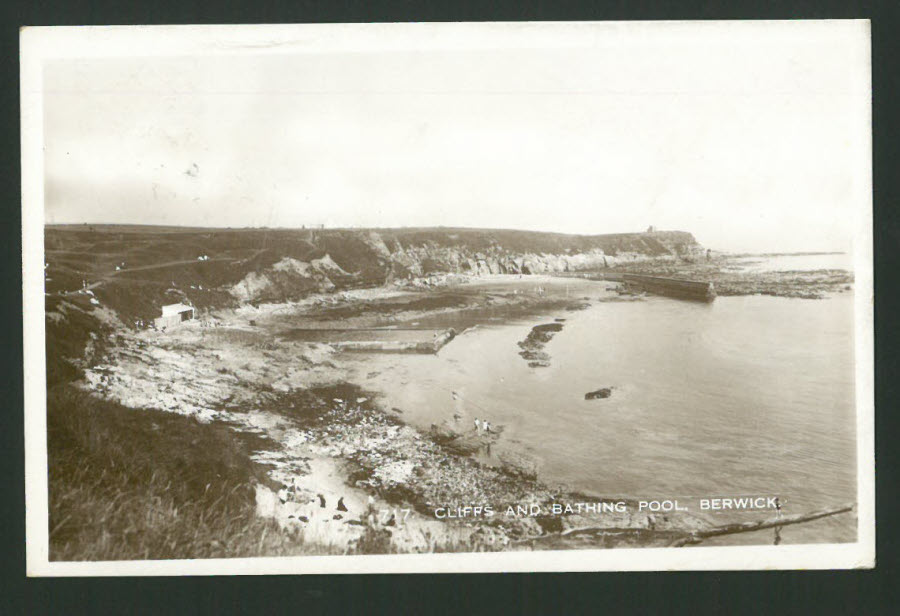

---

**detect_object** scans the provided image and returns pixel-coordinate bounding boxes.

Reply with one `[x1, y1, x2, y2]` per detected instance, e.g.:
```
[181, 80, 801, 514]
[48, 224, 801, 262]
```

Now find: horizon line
[43, 222, 677, 236]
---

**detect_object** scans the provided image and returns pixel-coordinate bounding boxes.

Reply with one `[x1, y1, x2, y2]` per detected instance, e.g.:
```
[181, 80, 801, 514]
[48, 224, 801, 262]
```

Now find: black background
[1, 1, 897, 614]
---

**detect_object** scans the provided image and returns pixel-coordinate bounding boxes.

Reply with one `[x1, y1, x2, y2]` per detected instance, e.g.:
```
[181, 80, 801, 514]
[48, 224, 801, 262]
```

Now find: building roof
[161, 303, 194, 316]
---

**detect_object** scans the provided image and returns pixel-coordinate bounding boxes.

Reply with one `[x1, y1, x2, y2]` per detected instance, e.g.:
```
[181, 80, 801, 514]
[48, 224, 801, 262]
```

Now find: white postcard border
[21, 21, 875, 575]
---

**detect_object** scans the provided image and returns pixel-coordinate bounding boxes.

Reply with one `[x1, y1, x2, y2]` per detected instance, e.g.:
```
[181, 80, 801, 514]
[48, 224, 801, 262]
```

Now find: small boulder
[585, 388, 613, 400]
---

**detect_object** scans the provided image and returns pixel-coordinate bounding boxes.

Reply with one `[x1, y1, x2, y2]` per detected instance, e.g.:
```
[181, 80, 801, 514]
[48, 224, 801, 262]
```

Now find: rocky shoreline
[603, 256, 854, 300]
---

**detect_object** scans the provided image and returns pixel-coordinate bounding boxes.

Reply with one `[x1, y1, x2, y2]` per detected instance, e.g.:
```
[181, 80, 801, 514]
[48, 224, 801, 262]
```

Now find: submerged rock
[518, 322, 564, 368]
[585, 388, 613, 400]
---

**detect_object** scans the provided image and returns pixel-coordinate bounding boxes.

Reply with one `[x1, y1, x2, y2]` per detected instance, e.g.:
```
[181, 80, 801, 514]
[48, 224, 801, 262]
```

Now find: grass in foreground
[47, 386, 344, 561]
[47, 384, 496, 560]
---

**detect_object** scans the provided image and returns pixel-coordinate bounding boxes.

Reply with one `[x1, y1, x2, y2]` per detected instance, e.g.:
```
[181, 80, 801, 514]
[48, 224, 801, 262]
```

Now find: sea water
[354, 255, 857, 545]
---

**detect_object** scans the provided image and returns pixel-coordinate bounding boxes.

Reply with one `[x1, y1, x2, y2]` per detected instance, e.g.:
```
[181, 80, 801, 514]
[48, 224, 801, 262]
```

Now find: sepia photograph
[21, 21, 874, 574]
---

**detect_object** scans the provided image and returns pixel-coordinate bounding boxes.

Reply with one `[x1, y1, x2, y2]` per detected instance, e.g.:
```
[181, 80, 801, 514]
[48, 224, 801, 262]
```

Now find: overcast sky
[42, 22, 870, 252]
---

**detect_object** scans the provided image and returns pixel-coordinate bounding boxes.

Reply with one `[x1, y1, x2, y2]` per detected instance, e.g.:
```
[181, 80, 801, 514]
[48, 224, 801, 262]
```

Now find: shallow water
[349, 273, 857, 545]
[731, 252, 852, 273]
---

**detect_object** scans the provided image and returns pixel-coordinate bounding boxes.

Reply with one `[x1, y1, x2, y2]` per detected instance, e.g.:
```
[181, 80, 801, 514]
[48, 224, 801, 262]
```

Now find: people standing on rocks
[474, 418, 482, 431]
[483, 421, 491, 433]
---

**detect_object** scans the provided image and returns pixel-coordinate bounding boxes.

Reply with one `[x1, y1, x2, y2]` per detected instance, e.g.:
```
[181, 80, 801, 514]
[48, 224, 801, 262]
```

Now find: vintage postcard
[22, 21, 874, 575]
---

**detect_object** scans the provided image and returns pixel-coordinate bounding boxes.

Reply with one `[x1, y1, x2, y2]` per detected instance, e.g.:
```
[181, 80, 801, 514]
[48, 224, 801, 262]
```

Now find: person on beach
[474, 418, 481, 431]
[483, 421, 491, 433]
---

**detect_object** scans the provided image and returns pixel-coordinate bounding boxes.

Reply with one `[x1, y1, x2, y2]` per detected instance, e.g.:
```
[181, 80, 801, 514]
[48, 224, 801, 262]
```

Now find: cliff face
[227, 229, 705, 303]
[44, 226, 705, 321]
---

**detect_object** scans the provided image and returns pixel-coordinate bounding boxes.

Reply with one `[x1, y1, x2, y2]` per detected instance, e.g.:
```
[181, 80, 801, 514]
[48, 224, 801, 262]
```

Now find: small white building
[154, 303, 195, 329]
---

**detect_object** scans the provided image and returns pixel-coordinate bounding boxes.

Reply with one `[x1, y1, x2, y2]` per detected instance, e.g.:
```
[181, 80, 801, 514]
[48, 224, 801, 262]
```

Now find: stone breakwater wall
[621, 274, 717, 302]
[331, 328, 457, 354]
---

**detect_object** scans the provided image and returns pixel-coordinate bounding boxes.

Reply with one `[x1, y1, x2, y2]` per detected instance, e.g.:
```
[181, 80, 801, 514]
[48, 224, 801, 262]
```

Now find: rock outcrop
[229, 256, 338, 302]
[585, 388, 613, 400]
[517, 322, 565, 368]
